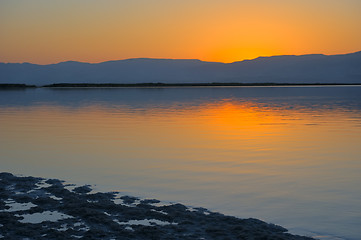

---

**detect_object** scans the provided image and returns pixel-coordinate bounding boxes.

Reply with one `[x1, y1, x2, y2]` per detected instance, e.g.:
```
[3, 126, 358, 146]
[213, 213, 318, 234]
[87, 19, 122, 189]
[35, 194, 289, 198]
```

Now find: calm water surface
[1, 86, 361, 239]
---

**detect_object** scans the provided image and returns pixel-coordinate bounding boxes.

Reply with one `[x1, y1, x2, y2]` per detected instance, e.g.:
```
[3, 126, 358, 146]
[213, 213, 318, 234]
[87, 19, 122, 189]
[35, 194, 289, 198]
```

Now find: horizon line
[1, 50, 360, 65]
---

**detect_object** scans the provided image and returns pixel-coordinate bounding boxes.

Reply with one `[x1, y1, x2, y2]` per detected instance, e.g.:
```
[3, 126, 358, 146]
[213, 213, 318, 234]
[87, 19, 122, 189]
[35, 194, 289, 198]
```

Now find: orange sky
[1, 0, 360, 64]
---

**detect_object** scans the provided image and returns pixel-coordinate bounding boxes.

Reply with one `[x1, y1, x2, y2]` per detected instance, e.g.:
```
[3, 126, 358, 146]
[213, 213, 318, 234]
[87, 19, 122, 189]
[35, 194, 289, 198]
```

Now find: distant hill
[1, 52, 360, 85]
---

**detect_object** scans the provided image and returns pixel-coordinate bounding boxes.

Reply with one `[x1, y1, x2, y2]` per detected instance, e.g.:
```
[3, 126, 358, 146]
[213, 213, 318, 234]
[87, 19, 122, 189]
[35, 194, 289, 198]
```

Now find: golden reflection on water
[1, 100, 360, 171]
[1, 99, 361, 238]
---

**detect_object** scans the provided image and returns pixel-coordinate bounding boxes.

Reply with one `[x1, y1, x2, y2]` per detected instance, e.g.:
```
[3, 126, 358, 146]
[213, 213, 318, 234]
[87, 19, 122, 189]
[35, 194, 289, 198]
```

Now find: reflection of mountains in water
[1, 51, 361, 85]
[1, 86, 361, 112]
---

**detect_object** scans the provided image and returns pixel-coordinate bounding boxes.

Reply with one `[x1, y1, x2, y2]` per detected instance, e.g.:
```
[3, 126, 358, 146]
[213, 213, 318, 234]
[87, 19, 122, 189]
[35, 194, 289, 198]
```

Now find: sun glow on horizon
[1, 0, 360, 64]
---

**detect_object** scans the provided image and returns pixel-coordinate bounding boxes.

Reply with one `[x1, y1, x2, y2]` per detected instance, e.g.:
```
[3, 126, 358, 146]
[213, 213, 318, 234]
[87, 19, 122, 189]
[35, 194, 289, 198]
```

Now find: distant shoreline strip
[1, 83, 361, 89]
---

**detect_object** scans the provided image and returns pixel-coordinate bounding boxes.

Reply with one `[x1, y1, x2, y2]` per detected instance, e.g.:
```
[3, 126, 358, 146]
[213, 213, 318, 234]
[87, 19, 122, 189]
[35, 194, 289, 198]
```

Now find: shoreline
[1, 83, 361, 89]
[0, 172, 314, 240]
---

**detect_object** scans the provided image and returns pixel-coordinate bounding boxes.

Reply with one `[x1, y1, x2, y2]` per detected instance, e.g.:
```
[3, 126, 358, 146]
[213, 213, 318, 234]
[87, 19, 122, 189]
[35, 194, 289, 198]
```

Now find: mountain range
[1, 51, 360, 85]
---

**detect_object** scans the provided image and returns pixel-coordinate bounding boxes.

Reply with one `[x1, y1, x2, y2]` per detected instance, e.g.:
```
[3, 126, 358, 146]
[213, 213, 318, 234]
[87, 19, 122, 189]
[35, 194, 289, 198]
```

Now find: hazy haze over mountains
[1, 51, 360, 85]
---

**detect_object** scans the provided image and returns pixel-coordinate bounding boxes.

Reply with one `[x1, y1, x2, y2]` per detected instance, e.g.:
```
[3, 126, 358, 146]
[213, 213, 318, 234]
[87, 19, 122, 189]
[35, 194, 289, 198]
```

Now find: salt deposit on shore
[0, 172, 314, 239]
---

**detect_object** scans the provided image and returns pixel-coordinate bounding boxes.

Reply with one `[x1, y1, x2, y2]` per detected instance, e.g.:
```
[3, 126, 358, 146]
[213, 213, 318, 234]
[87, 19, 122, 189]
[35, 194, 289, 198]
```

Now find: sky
[1, 0, 361, 64]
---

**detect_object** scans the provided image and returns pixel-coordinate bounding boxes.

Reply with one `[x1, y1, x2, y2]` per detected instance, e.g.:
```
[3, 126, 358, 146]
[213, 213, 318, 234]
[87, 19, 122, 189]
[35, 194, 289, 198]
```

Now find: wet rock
[73, 185, 92, 194]
[140, 199, 161, 205]
[0, 172, 315, 240]
[121, 195, 139, 204]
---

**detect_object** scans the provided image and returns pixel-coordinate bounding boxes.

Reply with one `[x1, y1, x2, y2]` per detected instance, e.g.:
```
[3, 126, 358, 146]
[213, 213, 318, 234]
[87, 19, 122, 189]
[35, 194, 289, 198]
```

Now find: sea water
[1, 86, 360, 239]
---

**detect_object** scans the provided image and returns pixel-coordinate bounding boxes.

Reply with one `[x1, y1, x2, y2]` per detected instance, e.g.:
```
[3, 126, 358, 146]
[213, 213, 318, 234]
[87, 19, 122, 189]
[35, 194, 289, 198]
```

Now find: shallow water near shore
[1, 86, 361, 239]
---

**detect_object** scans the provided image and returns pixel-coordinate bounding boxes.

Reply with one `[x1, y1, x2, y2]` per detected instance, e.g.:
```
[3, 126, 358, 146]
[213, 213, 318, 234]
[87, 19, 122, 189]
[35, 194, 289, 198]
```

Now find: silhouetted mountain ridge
[1, 52, 360, 85]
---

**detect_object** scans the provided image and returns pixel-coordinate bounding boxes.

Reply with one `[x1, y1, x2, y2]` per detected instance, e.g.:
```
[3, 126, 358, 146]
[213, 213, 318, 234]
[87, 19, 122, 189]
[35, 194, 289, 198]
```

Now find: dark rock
[73, 185, 92, 194]
[0, 172, 315, 240]
[121, 195, 139, 204]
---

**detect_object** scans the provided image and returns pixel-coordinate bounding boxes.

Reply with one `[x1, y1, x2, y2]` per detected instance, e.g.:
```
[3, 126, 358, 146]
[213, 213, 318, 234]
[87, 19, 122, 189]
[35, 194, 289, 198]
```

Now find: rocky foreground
[0, 172, 314, 240]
